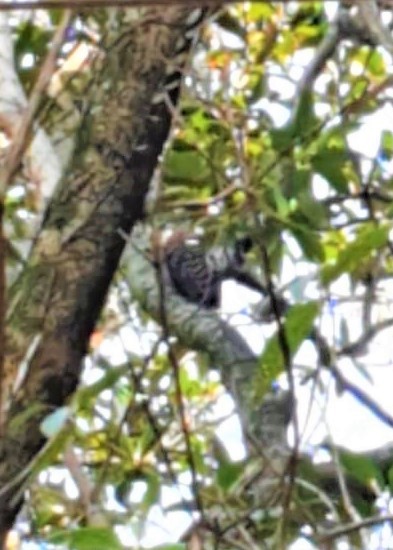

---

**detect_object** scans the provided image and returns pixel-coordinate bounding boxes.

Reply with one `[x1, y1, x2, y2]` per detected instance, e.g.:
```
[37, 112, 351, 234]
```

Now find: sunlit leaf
[339, 451, 384, 490]
[380, 130, 393, 159]
[291, 227, 325, 262]
[387, 465, 393, 495]
[368, 50, 386, 76]
[321, 225, 390, 285]
[292, 89, 318, 139]
[164, 150, 210, 183]
[216, 461, 244, 491]
[312, 148, 349, 193]
[49, 527, 122, 550]
[259, 302, 319, 393]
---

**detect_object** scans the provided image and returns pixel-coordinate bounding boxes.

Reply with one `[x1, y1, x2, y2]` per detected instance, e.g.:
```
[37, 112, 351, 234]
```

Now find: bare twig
[64, 444, 94, 519]
[329, 363, 393, 430]
[311, 328, 393, 430]
[317, 514, 393, 544]
[338, 317, 393, 357]
[328, 436, 368, 547]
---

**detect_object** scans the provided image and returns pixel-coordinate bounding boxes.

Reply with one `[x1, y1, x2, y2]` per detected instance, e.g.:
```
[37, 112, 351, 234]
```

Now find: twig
[154, 257, 206, 521]
[317, 514, 393, 544]
[64, 443, 94, 519]
[338, 317, 393, 357]
[329, 363, 393, 430]
[310, 328, 393, 430]
[328, 435, 367, 547]
[0, 9, 72, 196]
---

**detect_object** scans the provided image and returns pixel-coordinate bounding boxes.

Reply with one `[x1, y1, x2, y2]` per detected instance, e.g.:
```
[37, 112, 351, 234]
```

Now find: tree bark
[0, 6, 207, 541]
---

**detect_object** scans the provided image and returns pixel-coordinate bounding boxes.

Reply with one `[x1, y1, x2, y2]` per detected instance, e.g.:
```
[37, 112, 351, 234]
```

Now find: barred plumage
[163, 233, 266, 308]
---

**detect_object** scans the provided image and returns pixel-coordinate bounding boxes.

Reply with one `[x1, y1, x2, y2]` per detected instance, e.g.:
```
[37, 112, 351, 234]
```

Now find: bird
[161, 231, 267, 309]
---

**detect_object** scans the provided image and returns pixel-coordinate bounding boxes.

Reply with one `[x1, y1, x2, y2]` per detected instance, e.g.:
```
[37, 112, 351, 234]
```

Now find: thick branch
[125, 226, 293, 449]
[0, 6, 205, 539]
[126, 229, 393, 515]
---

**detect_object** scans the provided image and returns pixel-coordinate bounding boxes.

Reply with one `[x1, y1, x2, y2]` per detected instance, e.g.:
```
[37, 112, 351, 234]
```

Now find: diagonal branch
[0, 10, 72, 197]
[125, 226, 293, 450]
[0, 6, 211, 540]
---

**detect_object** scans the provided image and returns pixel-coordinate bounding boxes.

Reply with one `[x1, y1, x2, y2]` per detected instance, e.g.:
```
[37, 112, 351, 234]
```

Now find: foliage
[3, 2, 393, 549]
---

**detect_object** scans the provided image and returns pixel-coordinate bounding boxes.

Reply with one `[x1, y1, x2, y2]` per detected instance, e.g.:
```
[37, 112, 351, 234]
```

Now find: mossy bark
[0, 6, 202, 540]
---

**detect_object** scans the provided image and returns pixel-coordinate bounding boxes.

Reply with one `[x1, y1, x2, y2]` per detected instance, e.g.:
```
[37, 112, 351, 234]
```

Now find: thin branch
[329, 363, 393, 430]
[328, 435, 367, 547]
[0, 9, 72, 196]
[311, 328, 393, 430]
[297, 9, 340, 94]
[63, 444, 94, 520]
[155, 255, 206, 521]
[317, 514, 393, 544]
[338, 317, 393, 357]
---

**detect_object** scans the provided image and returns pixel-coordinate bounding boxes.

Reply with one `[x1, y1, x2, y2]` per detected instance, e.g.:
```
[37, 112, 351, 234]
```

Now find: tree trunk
[0, 6, 207, 542]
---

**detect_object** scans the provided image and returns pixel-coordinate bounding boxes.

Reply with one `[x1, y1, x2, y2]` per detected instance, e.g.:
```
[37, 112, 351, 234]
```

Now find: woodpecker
[162, 232, 267, 308]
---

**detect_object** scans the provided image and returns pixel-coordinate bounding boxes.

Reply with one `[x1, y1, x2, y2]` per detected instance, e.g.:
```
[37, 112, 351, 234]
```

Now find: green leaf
[312, 148, 349, 193]
[387, 465, 393, 495]
[273, 186, 291, 218]
[270, 127, 294, 152]
[216, 461, 244, 491]
[141, 473, 160, 511]
[295, 193, 327, 229]
[380, 130, 393, 159]
[248, 3, 274, 20]
[259, 302, 319, 393]
[215, 12, 246, 39]
[50, 527, 122, 550]
[75, 365, 129, 405]
[292, 89, 317, 139]
[270, 90, 317, 153]
[321, 225, 390, 285]
[291, 227, 325, 262]
[164, 150, 209, 183]
[367, 50, 386, 77]
[339, 451, 384, 490]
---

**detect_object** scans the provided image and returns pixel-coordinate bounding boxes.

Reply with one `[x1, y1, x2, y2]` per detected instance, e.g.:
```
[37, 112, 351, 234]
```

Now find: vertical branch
[154, 257, 206, 521]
